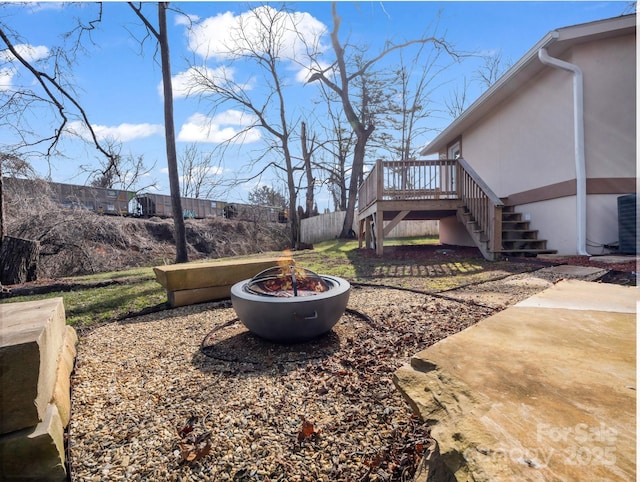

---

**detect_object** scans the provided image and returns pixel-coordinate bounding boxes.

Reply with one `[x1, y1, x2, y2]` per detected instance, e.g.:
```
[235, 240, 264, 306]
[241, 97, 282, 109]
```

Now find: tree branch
[0, 26, 115, 163]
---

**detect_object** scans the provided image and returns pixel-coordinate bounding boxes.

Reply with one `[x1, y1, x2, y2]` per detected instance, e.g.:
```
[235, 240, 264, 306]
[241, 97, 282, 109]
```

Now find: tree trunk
[340, 130, 372, 238]
[158, 2, 188, 263]
[301, 122, 315, 217]
[0, 236, 39, 285]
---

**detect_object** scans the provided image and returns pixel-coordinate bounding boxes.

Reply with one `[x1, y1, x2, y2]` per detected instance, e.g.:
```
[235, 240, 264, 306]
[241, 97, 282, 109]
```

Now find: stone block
[51, 325, 78, 428]
[154, 256, 293, 307]
[0, 403, 67, 481]
[154, 256, 293, 291]
[0, 298, 66, 434]
[394, 280, 637, 481]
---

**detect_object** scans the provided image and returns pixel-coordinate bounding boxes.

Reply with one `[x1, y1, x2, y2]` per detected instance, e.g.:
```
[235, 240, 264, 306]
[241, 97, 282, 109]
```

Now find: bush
[4, 183, 290, 279]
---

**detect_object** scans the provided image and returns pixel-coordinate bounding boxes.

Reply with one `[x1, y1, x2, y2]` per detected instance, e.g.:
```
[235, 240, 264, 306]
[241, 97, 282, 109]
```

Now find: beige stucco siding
[446, 32, 635, 197]
[457, 63, 576, 198]
[440, 31, 635, 255]
[514, 194, 621, 255]
[576, 34, 636, 179]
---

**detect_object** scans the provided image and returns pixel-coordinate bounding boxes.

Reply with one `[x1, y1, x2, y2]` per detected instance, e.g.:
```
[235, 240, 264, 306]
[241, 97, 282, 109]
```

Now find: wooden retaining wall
[300, 211, 438, 244]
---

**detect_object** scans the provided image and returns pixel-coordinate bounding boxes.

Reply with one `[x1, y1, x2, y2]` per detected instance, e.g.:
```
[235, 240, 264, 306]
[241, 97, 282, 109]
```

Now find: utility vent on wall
[618, 193, 637, 254]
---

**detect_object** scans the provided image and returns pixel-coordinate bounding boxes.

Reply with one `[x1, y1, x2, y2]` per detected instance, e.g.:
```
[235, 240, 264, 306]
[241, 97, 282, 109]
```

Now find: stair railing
[457, 157, 504, 253]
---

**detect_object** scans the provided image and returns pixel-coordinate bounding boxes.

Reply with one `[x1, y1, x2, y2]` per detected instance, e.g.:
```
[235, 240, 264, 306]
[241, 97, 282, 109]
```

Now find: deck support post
[375, 210, 384, 256]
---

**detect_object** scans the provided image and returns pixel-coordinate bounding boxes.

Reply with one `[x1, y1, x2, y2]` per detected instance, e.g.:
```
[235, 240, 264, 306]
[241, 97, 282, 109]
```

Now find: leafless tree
[309, 83, 354, 212]
[444, 75, 471, 119]
[0, 152, 36, 242]
[0, 6, 115, 164]
[307, 3, 456, 238]
[0, 4, 117, 271]
[384, 44, 449, 161]
[178, 143, 221, 199]
[475, 50, 511, 89]
[77, 138, 157, 193]
[299, 121, 320, 218]
[183, 5, 324, 247]
[129, 2, 188, 263]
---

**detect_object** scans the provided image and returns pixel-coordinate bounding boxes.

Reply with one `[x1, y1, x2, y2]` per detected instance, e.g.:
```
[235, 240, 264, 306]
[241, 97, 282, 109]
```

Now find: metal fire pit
[230, 265, 350, 343]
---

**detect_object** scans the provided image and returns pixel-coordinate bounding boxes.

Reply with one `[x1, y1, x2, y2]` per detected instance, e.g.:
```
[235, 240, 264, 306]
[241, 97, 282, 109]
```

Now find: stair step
[502, 221, 531, 229]
[502, 230, 539, 240]
[499, 249, 558, 257]
[502, 243, 548, 251]
[502, 212, 522, 221]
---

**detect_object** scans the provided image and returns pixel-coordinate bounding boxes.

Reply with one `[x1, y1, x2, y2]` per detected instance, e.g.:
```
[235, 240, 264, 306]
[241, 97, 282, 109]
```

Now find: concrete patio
[394, 278, 637, 481]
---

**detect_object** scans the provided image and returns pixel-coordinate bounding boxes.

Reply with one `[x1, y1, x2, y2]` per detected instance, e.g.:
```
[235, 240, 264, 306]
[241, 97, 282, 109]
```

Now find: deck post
[375, 210, 384, 256]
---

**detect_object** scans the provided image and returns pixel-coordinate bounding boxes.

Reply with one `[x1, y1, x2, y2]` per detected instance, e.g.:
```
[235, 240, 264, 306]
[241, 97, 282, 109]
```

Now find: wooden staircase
[499, 206, 557, 257]
[458, 205, 557, 259]
[356, 158, 557, 260]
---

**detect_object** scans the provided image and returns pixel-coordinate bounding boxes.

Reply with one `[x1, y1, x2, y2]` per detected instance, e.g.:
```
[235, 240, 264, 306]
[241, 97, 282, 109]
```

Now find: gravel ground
[67, 257, 636, 482]
[68, 285, 496, 482]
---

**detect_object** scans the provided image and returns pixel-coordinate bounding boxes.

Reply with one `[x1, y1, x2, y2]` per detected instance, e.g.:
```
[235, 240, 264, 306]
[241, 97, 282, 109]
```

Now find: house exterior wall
[439, 31, 635, 255]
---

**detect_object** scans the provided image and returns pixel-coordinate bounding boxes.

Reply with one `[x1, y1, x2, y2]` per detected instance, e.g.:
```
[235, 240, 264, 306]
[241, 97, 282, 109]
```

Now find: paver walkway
[394, 278, 637, 481]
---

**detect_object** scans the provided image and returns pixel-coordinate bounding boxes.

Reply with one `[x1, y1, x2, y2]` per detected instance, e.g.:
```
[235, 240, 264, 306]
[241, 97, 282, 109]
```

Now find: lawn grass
[1, 236, 536, 329]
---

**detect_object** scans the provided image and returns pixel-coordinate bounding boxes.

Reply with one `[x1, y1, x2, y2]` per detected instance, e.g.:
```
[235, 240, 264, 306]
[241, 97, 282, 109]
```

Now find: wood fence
[300, 211, 438, 244]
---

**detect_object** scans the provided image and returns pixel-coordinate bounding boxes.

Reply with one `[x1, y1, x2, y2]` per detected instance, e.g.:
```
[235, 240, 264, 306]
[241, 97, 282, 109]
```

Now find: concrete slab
[516, 278, 637, 313]
[589, 255, 638, 265]
[537, 265, 607, 280]
[394, 280, 637, 481]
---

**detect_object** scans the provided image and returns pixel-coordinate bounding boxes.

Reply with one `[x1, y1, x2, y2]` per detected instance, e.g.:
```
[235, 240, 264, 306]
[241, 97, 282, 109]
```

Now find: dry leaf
[297, 419, 316, 442]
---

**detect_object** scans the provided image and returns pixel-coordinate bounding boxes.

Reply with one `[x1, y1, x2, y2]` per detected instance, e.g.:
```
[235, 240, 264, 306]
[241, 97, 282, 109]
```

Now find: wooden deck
[357, 159, 504, 259]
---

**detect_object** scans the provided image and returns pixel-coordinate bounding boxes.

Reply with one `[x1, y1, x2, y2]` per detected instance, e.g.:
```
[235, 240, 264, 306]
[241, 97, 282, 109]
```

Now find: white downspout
[538, 47, 589, 256]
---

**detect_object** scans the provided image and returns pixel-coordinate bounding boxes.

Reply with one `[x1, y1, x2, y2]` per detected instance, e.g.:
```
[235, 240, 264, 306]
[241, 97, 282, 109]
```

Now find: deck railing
[358, 159, 458, 209]
[358, 157, 504, 253]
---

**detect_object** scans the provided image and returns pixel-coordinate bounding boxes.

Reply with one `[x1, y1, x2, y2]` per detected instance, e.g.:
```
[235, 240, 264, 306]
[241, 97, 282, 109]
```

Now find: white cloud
[66, 121, 164, 142]
[186, 6, 327, 65]
[296, 60, 333, 84]
[0, 43, 49, 63]
[164, 65, 242, 98]
[0, 67, 14, 91]
[174, 13, 200, 26]
[177, 111, 261, 144]
[0, 43, 50, 90]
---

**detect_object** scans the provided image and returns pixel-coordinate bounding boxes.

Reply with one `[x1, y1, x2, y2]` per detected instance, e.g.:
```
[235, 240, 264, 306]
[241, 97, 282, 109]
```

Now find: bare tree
[183, 5, 324, 247]
[475, 50, 511, 89]
[307, 3, 456, 238]
[129, 2, 187, 263]
[384, 44, 449, 161]
[0, 7, 115, 164]
[299, 121, 320, 218]
[309, 83, 354, 212]
[0, 6, 117, 279]
[77, 138, 157, 192]
[0, 152, 36, 242]
[178, 143, 221, 199]
[444, 75, 471, 119]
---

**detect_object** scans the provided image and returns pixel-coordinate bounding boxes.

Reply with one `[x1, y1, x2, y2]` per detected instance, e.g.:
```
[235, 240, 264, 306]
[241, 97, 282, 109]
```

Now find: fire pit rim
[232, 274, 347, 302]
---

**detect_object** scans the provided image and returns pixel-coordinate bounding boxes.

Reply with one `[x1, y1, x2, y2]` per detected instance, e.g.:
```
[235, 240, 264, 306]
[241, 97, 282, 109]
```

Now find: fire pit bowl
[230, 266, 350, 343]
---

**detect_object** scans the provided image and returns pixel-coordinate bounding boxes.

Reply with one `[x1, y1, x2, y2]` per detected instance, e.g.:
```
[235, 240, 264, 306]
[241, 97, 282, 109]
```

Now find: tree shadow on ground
[345, 243, 546, 290]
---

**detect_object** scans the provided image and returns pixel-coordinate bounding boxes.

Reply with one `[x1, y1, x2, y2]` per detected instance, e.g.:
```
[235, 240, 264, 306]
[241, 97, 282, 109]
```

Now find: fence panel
[300, 211, 438, 244]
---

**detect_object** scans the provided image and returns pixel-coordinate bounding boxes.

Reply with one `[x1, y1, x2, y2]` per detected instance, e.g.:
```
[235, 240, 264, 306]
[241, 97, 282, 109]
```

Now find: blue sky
[0, 1, 632, 209]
